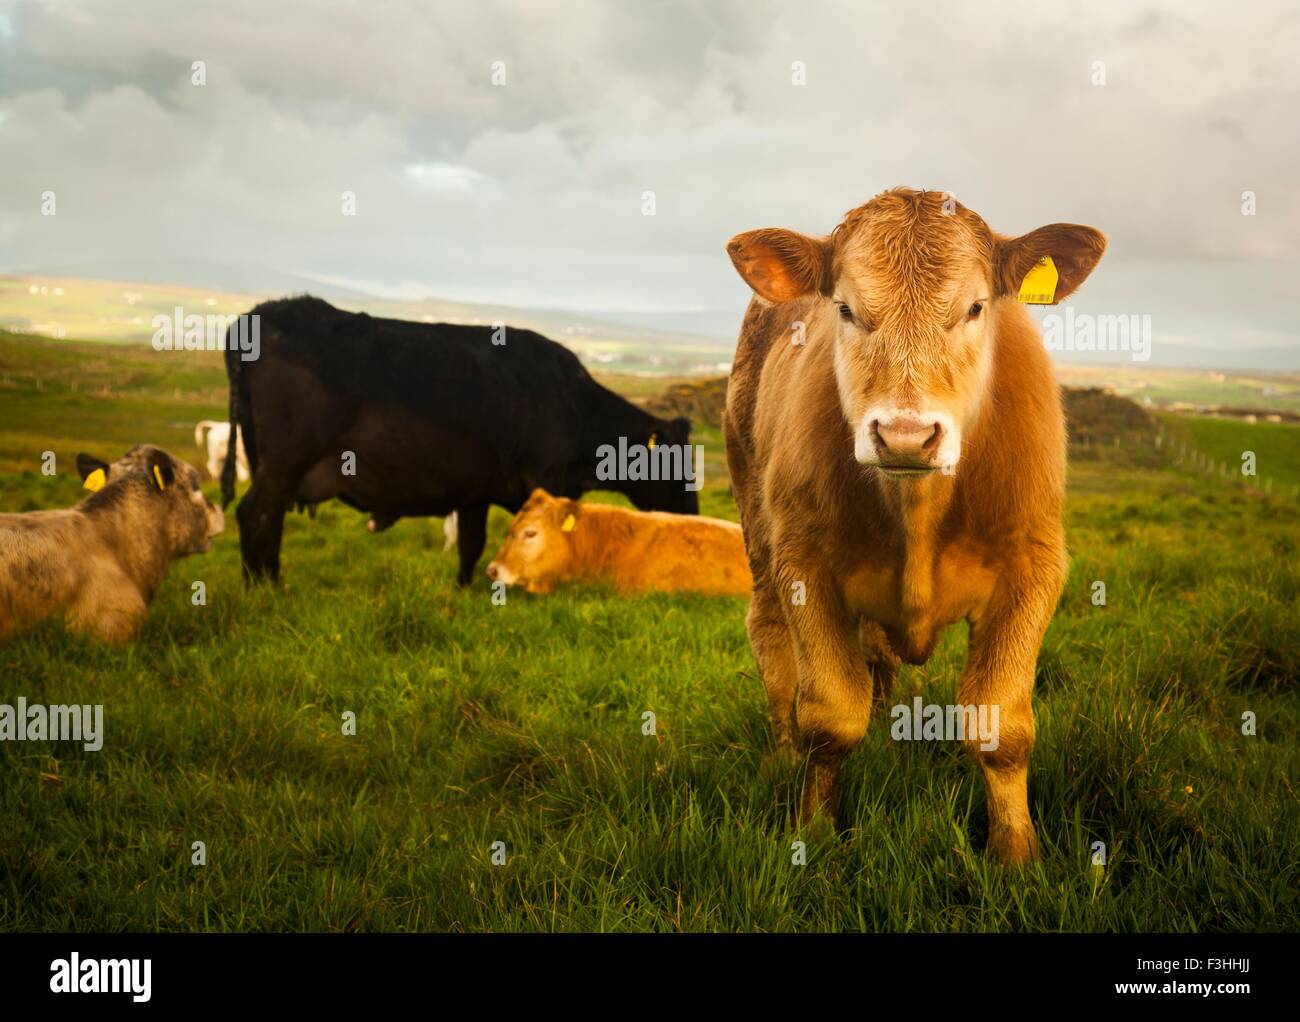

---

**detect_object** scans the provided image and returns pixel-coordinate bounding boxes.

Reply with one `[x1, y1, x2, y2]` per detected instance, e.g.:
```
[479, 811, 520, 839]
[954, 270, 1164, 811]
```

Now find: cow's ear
[555, 499, 580, 534]
[145, 449, 175, 492]
[76, 453, 110, 490]
[524, 487, 551, 508]
[726, 228, 831, 303]
[994, 223, 1106, 303]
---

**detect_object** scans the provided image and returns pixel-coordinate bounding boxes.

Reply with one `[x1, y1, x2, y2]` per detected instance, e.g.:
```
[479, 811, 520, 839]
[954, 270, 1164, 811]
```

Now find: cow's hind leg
[237, 472, 294, 583]
[455, 503, 489, 586]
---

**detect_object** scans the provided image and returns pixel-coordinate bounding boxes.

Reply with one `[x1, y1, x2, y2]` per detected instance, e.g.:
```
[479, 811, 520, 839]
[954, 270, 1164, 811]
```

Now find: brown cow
[0, 445, 225, 644]
[487, 488, 751, 596]
[724, 188, 1104, 862]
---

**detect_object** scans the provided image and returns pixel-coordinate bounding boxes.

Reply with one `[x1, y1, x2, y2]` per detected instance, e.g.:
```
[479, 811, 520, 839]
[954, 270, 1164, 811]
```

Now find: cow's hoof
[795, 806, 839, 841]
[987, 825, 1040, 865]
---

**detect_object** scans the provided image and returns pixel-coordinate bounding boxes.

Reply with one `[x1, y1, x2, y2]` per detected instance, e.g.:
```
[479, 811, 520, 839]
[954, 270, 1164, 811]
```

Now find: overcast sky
[0, 0, 1297, 363]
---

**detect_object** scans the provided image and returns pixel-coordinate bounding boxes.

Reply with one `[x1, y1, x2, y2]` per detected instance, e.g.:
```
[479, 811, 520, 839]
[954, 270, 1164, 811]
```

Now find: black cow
[221, 296, 697, 585]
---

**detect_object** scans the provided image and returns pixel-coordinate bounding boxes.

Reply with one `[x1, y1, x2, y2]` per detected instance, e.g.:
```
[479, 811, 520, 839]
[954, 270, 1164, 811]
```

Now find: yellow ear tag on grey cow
[1018, 256, 1058, 304]
[83, 468, 106, 492]
[561, 514, 576, 533]
[152, 465, 167, 491]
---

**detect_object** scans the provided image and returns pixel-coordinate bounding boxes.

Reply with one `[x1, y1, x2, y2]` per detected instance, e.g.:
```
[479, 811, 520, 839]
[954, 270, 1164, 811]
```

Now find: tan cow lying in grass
[487, 488, 751, 596]
[0, 445, 224, 644]
[725, 187, 1104, 862]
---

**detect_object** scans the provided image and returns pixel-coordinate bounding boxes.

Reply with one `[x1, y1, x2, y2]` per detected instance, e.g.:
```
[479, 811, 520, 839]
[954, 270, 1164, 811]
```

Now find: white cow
[194, 420, 249, 483]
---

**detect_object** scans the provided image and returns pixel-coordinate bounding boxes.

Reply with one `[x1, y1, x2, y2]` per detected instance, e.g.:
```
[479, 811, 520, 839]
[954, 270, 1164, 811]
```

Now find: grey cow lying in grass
[0, 444, 224, 644]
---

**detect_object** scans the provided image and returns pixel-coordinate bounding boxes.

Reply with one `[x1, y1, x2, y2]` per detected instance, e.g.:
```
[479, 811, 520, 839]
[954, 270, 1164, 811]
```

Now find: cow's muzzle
[486, 561, 517, 586]
[856, 407, 961, 474]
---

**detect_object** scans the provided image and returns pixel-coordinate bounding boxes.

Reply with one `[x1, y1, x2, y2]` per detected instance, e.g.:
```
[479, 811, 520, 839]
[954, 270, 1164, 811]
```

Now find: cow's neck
[579, 380, 659, 489]
[876, 470, 956, 619]
[567, 505, 631, 578]
[85, 501, 173, 599]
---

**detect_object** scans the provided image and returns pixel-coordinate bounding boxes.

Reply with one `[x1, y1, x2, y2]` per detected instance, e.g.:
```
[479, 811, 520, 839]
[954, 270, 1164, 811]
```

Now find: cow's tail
[220, 325, 246, 509]
[194, 420, 211, 448]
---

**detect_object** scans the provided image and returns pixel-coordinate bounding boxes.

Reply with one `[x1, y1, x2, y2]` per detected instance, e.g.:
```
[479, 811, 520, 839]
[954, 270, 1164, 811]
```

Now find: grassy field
[1, 331, 1297, 932]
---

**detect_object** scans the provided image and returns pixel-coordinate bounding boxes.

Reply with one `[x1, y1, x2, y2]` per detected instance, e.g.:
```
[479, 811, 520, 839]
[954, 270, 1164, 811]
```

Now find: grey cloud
[0, 0, 1296, 352]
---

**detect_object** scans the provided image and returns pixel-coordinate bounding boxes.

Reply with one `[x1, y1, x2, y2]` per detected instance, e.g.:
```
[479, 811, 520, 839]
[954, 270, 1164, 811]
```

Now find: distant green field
[1159, 413, 1300, 492]
[1141, 375, 1300, 414]
[1, 331, 1297, 932]
[1054, 364, 1300, 415]
[0, 275, 254, 344]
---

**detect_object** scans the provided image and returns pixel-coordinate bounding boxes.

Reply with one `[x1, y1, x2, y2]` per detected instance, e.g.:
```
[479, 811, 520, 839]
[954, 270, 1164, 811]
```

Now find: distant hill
[1053, 345, 1300, 372]
[0, 274, 732, 377]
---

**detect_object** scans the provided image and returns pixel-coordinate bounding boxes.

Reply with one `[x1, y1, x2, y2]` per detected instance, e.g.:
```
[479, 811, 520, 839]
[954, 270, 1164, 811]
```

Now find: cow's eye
[837, 303, 854, 322]
[523, 528, 538, 539]
[967, 302, 983, 319]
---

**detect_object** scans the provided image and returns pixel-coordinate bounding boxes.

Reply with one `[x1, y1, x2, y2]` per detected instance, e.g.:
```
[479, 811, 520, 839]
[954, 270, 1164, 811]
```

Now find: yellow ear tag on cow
[561, 514, 576, 533]
[648, 433, 657, 450]
[1018, 256, 1058, 304]
[82, 468, 106, 492]
[152, 465, 167, 491]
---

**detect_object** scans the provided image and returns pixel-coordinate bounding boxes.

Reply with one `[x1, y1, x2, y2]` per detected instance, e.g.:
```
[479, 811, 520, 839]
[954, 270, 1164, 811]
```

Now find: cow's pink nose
[873, 416, 944, 461]
[486, 562, 500, 581]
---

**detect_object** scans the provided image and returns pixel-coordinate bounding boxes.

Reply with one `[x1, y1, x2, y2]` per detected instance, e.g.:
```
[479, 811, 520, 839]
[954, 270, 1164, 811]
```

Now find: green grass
[1, 332, 1297, 932]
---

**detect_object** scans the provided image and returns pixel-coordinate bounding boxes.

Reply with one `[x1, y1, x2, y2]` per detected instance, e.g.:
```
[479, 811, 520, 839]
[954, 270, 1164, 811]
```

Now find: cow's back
[608, 512, 752, 595]
[238, 297, 594, 513]
[0, 512, 81, 636]
[250, 297, 584, 420]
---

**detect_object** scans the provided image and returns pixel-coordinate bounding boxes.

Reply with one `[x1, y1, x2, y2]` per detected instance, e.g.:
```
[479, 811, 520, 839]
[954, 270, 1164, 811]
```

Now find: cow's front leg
[70, 578, 147, 645]
[746, 579, 797, 757]
[784, 570, 874, 829]
[859, 620, 900, 714]
[959, 563, 1064, 864]
[455, 503, 489, 586]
